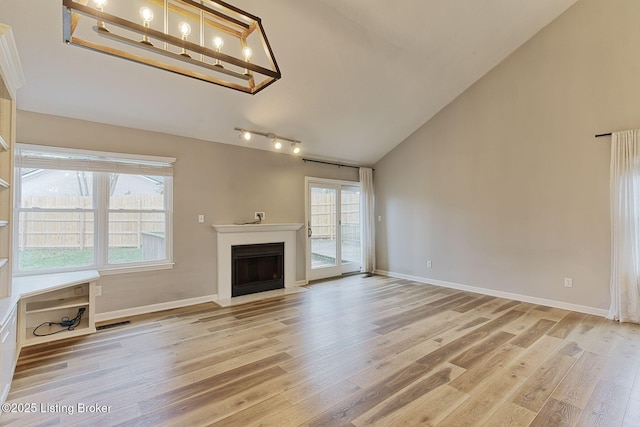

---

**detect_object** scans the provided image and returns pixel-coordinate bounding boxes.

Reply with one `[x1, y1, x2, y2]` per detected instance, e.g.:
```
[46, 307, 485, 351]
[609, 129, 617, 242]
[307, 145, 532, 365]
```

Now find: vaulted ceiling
[0, 0, 578, 165]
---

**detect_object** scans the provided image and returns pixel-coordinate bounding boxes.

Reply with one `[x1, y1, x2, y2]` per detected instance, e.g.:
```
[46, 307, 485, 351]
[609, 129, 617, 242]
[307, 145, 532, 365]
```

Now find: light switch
[198, 214, 204, 223]
[378, 216, 382, 222]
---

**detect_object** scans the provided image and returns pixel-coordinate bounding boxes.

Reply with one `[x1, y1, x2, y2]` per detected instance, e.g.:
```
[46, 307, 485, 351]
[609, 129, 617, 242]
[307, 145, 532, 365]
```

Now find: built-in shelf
[24, 318, 91, 346]
[15, 271, 98, 347]
[0, 22, 26, 406]
[25, 296, 89, 313]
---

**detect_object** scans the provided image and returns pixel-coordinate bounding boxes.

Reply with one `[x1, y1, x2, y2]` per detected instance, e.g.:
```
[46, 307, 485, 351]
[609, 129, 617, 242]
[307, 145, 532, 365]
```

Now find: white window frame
[13, 144, 175, 276]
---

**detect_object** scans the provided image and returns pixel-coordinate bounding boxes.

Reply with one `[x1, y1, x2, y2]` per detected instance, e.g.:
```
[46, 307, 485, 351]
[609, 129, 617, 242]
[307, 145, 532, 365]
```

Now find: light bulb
[179, 22, 191, 38]
[242, 47, 253, 61]
[242, 47, 253, 75]
[242, 131, 251, 141]
[292, 143, 301, 154]
[139, 7, 154, 45]
[140, 7, 153, 24]
[178, 22, 191, 57]
[93, 0, 107, 10]
[212, 37, 224, 67]
[274, 140, 282, 150]
[94, 0, 108, 30]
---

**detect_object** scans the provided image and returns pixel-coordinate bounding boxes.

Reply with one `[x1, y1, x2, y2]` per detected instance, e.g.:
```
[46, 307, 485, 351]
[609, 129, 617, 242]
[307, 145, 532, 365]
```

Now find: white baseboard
[96, 294, 218, 322]
[375, 270, 608, 317]
[296, 279, 309, 286]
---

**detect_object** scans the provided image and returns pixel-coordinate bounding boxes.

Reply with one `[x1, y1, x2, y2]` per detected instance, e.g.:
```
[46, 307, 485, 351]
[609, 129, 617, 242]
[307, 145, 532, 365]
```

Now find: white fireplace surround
[213, 223, 303, 300]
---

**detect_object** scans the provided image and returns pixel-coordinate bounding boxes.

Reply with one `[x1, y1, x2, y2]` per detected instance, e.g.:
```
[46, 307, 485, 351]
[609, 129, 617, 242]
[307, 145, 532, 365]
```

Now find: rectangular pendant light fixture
[62, 0, 281, 94]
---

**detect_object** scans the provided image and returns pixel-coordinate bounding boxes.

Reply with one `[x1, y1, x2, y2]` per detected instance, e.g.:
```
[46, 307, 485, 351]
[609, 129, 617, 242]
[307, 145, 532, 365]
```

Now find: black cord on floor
[33, 307, 86, 337]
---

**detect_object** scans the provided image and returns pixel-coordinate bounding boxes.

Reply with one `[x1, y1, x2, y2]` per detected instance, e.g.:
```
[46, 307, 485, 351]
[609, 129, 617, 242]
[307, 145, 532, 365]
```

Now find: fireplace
[232, 242, 284, 297]
[213, 223, 303, 300]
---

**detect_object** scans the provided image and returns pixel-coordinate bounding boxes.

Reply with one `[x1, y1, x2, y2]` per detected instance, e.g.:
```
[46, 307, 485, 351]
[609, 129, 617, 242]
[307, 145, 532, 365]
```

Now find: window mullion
[166, 176, 173, 263]
[95, 172, 109, 268]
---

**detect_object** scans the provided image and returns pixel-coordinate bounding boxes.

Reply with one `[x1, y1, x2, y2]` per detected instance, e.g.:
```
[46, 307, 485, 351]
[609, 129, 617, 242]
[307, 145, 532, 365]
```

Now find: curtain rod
[595, 133, 612, 138]
[302, 158, 369, 170]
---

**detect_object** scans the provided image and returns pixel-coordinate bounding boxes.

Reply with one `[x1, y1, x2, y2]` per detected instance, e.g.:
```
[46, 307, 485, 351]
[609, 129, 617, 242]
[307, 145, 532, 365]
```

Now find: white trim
[375, 269, 608, 317]
[13, 270, 100, 298]
[0, 24, 26, 99]
[304, 176, 362, 281]
[305, 176, 360, 187]
[13, 154, 174, 275]
[15, 143, 176, 165]
[212, 223, 303, 233]
[95, 294, 216, 322]
[12, 262, 174, 278]
[216, 287, 307, 307]
[296, 279, 308, 286]
[98, 262, 174, 276]
[213, 226, 301, 300]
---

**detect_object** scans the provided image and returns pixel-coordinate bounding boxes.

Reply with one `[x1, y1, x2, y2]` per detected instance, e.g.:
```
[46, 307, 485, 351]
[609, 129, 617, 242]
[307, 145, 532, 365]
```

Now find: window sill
[98, 262, 175, 276]
[13, 262, 175, 278]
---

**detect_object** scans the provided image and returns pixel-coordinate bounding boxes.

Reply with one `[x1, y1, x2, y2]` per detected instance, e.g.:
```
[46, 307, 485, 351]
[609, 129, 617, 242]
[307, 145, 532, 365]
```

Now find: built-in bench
[0, 271, 99, 404]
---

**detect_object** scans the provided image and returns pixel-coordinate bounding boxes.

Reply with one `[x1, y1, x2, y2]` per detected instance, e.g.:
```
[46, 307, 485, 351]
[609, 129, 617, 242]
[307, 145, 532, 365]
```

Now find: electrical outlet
[255, 212, 265, 221]
[427, 260, 432, 268]
[564, 278, 573, 288]
[378, 216, 382, 222]
[74, 286, 83, 296]
[96, 285, 102, 296]
[198, 214, 204, 223]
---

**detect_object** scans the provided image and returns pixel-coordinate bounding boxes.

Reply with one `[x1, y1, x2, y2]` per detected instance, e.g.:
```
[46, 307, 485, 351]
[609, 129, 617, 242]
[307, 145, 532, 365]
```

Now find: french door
[306, 178, 362, 281]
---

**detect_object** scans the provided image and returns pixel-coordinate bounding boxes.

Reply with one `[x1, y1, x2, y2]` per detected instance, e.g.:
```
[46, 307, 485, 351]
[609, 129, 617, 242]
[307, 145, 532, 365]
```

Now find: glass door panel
[341, 186, 361, 274]
[309, 185, 340, 279]
[307, 180, 362, 281]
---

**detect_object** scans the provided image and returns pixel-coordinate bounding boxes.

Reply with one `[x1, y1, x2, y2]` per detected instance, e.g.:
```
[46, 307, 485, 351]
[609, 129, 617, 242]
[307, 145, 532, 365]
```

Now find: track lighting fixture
[234, 127, 301, 154]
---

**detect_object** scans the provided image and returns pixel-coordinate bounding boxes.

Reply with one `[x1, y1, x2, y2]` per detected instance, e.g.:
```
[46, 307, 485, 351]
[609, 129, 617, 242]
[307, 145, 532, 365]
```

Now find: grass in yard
[18, 248, 143, 270]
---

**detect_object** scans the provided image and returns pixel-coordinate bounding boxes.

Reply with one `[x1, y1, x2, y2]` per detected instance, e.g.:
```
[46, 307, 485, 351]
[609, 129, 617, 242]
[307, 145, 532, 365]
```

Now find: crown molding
[0, 23, 25, 99]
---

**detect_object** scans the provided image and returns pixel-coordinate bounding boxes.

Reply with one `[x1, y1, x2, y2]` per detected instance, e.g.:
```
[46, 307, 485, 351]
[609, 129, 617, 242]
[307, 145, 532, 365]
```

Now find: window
[14, 144, 174, 275]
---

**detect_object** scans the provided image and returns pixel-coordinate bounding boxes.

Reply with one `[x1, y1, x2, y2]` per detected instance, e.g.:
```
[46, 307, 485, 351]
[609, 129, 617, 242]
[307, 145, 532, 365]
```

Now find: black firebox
[231, 242, 284, 297]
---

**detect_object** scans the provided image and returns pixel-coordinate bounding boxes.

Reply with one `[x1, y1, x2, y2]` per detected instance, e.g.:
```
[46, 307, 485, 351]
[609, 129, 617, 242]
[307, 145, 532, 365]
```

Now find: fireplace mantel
[213, 223, 303, 233]
[213, 223, 303, 300]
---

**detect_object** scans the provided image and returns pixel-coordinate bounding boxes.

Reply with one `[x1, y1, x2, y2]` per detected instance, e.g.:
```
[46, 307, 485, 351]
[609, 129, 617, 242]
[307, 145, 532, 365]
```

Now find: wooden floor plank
[351, 366, 454, 425]
[530, 398, 581, 427]
[511, 318, 557, 348]
[358, 383, 468, 427]
[551, 350, 605, 409]
[4, 274, 640, 427]
[547, 311, 587, 339]
[482, 401, 537, 427]
[509, 346, 580, 413]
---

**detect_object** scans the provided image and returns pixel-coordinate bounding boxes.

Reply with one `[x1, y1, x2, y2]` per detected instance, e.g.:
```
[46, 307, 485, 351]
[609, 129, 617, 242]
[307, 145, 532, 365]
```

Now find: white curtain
[607, 130, 640, 323]
[359, 167, 376, 273]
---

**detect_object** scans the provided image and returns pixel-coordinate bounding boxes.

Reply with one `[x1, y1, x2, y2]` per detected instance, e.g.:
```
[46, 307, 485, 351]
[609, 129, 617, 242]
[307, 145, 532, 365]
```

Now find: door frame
[305, 177, 361, 282]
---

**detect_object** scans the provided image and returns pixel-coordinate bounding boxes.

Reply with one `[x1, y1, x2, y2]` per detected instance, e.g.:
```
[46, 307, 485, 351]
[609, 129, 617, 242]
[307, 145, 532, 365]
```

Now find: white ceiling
[0, 0, 578, 165]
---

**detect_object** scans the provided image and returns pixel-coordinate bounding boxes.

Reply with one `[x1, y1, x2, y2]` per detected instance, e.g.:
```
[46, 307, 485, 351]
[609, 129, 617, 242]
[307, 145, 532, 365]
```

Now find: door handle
[308, 227, 312, 238]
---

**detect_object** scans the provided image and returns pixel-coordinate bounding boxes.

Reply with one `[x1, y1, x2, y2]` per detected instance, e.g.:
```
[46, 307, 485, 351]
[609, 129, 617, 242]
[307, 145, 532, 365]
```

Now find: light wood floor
[3, 275, 640, 426]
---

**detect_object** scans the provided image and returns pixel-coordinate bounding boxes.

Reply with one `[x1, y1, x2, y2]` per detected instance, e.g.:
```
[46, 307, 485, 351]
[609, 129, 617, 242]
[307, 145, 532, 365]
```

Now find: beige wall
[16, 111, 358, 314]
[374, 0, 639, 311]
